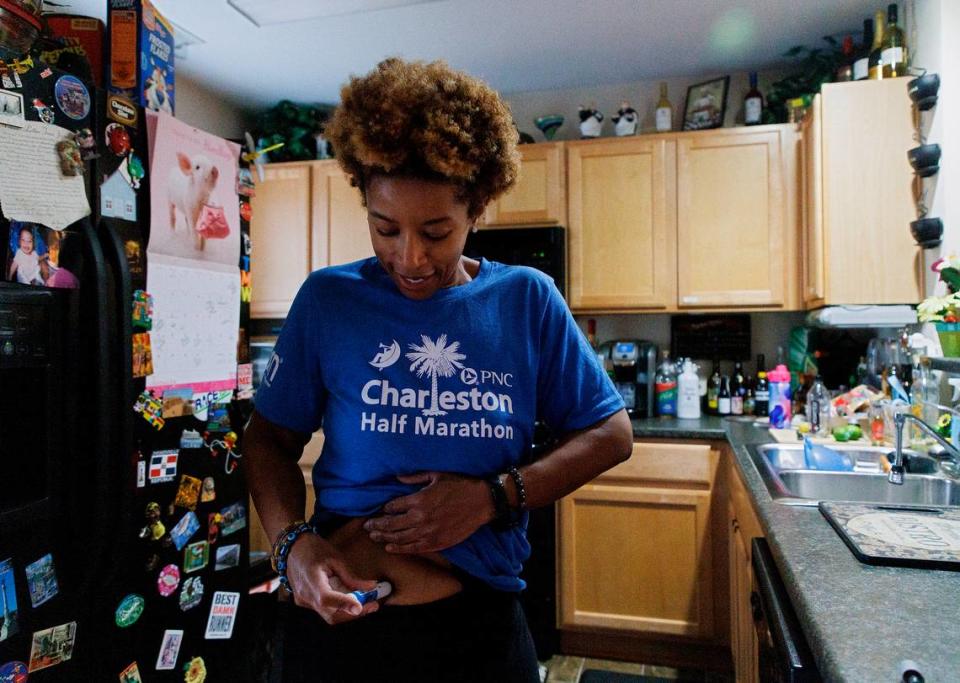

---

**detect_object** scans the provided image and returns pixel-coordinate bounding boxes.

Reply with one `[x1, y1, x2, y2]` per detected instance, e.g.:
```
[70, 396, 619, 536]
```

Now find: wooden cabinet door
[567, 137, 677, 311]
[677, 128, 788, 308]
[729, 512, 758, 683]
[311, 162, 374, 268]
[250, 163, 313, 318]
[484, 142, 565, 226]
[801, 97, 826, 307]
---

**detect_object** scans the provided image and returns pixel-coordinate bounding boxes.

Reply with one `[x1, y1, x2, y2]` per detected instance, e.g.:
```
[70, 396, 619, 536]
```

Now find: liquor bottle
[706, 360, 721, 414]
[655, 82, 673, 132]
[743, 385, 756, 416]
[754, 353, 769, 417]
[655, 350, 678, 417]
[881, 3, 908, 78]
[744, 72, 763, 125]
[835, 35, 855, 82]
[730, 362, 745, 415]
[718, 376, 732, 416]
[868, 9, 886, 79]
[853, 18, 874, 81]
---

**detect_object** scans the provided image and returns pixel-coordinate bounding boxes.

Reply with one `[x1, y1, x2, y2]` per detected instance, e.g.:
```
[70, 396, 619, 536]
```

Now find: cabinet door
[484, 142, 565, 226]
[567, 138, 677, 311]
[801, 97, 826, 307]
[730, 516, 759, 683]
[677, 129, 787, 308]
[312, 162, 374, 268]
[250, 163, 313, 318]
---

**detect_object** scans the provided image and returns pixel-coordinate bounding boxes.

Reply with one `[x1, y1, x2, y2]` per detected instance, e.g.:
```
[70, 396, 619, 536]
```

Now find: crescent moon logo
[369, 340, 401, 370]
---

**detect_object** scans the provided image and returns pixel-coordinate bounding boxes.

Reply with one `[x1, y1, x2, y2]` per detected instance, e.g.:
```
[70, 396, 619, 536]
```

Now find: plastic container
[677, 360, 701, 420]
[767, 364, 792, 428]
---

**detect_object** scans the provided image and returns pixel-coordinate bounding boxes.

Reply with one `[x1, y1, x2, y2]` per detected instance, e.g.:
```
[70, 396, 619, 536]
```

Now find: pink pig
[168, 152, 219, 250]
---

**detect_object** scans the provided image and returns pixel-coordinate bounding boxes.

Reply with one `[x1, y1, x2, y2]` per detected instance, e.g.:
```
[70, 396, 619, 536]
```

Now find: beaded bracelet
[273, 521, 315, 594]
[507, 466, 527, 511]
[270, 519, 307, 571]
[486, 474, 513, 531]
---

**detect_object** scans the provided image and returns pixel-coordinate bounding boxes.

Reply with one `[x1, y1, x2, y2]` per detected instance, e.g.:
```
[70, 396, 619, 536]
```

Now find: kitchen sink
[752, 443, 960, 506]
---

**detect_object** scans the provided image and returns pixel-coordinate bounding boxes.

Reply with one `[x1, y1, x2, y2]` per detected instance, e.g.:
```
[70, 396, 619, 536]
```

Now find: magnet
[119, 660, 143, 682]
[0, 63, 21, 89]
[200, 477, 215, 503]
[115, 593, 145, 627]
[183, 541, 209, 574]
[242, 232, 251, 256]
[239, 200, 251, 222]
[214, 544, 240, 571]
[107, 94, 138, 126]
[180, 429, 204, 449]
[127, 154, 145, 188]
[170, 511, 200, 551]
[162, 388, 194, 419]
[106, 122, 132, 156]
[137, 460, 146, 488]
[25, 553, 59, 607]
[0, 559, 19, 643]
[54, 75, 91, 121]
[204, 591, 239, 639]
[157, 564, 180, 597]
[144, 554, 160, 572]
[74, 128, 96, 160]
[183, 656, 207, 683]
[0, 661, 28, 683]
[31, 98, 54, 124]
[132, 332, 153, 378]
[179, 577, 204, 612]
[132, 290, 153, 329]
[27, 621, 76, 672]
[11, 57, 33, 75]
[148, 450, 178, 484]
[39, 67, 52, 79]
[56, 138, 83, 176]
[219, 502, 247, 537]
[207, 512, 222, 544]
[133, 391, 164, 430]
[156, 629, 184, 671]
[237, 167, 255, 196]
[174, 475, 202, 511]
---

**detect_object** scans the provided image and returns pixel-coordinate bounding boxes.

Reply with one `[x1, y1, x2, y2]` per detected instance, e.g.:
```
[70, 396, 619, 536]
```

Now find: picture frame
[682, 76, 730, 131]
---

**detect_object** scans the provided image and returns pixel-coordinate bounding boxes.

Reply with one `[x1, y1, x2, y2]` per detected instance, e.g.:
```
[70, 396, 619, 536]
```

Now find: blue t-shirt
[254, 257, 623, 591]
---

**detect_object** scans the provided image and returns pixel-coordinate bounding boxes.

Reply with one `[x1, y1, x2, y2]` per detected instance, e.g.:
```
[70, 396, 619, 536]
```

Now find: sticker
[107, 94, 138, 126]
[39, 67, 51, 79]
[132, 290, 153, 330]
[105, 122, 131, 156]
[137, 460, 146, 488]
[25, 553, 59, 607]
[148, 450, 178, 483]
[157, 564, 180, 597]
[215, 544, 240, 571]
[0, 661, 28, 683]
[204, 591, 239, 639]
[0, 89, 24, 128]
[28, 621, 76, 672]
[0, 559, 18, 642]
[101, 166, 138, 222]
[170, 511, 200, 550]
[184, 541, 209, 573]
[206, 403, 231, 432]
[207, 512, 222, 544]
[162, 388, 193, 418]
[183, 656, 207, 683]
[200, 477, 215, 503]
[239, 200, 251, 222]
[156, 629, 184, 671]
[31, 98, 54, 124]
[236, 364, 253, 400]
[132, 332, 153, 378]
[179, 576, 204, 611]
[115, 593, 145, 627]
[219, 502, 246, 537]
[174, 475, 202, 511]
[180, 429, 204, 449]
[119, 660, 143, 682]
[53, 75, 90, 121]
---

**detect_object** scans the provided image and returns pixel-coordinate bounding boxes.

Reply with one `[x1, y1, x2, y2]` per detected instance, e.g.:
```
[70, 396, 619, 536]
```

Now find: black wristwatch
[486, 474, 515, 530]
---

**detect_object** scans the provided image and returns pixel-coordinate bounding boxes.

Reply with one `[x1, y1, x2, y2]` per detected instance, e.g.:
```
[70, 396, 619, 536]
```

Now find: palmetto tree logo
[406, 334, 466, 416]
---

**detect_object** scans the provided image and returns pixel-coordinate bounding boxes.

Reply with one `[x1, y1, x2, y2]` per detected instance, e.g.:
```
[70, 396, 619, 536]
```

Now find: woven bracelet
[507, 466, 527, 511]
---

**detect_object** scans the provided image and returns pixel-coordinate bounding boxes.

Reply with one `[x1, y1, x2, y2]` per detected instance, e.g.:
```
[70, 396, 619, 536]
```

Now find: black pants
[281, 579, 540, 683]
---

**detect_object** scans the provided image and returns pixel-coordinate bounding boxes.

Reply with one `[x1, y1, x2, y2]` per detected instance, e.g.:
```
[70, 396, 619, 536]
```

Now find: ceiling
[52, 0, 882, 111]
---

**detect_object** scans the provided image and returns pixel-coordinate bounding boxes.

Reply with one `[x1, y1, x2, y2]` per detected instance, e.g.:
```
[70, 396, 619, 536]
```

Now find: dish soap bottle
[677, 359, 701, 419]
[655, 350, 678, 417]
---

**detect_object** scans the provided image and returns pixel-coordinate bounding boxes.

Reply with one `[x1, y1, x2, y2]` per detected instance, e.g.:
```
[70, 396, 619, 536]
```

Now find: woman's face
[366, 175, 474, 300]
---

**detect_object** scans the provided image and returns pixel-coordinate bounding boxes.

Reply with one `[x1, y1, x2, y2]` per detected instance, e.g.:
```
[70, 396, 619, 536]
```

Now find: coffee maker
[601, 340, 658, 418]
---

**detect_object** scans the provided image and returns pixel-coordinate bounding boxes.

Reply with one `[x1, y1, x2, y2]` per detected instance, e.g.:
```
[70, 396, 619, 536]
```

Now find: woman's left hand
[363, 472, 494, 554]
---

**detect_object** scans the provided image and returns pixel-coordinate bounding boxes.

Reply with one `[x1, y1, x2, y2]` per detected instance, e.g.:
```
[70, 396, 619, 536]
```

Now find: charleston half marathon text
[360, 412, 514, 440]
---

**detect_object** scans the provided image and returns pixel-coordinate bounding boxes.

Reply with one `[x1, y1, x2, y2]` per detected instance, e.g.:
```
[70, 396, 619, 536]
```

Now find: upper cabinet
[311, 162, 374, 267]
[677, 126, 799, 309]
[802, 78, 922, 306]
[484, 142, 566, 227]
[567, 137, 677, 310]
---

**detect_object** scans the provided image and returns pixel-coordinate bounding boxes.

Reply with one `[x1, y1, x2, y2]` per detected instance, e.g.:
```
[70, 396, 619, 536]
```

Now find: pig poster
[147, 112, 240, 267]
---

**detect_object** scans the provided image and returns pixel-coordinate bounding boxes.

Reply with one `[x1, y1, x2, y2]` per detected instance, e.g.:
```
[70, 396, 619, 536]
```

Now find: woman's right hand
[285, 532, 381, 625]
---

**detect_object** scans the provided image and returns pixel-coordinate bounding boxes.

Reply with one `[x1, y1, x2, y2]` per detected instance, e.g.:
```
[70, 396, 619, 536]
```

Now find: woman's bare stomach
[325, 517, 463, 605]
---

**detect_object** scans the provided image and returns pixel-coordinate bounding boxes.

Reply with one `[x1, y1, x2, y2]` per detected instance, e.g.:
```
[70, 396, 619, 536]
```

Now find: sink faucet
[889, 412, 960, 484]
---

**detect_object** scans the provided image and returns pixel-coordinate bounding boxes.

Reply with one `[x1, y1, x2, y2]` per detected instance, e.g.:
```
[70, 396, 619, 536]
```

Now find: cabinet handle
[731, 518, 740, 532]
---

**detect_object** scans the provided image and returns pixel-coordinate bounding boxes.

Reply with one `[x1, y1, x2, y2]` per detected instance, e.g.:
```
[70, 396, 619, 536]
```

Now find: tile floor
[544, 655, 733, 683]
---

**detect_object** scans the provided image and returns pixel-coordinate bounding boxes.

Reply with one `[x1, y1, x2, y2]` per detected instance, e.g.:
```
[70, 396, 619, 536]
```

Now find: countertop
[632, 416, 960, 682]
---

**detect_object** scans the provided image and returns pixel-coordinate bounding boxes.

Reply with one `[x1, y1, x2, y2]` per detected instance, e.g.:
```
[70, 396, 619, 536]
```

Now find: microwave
[463, 226, 566, 297]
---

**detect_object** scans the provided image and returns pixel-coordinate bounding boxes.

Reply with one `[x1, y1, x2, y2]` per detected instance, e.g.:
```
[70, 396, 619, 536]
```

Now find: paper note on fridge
[0, 121, 91, 230]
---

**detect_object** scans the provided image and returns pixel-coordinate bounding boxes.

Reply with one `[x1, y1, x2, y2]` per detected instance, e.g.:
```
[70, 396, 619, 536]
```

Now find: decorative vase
[935, 322, 960, 357]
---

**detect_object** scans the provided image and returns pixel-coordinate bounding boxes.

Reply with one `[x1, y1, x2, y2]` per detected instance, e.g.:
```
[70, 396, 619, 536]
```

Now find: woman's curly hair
[326, 57, 520, 219]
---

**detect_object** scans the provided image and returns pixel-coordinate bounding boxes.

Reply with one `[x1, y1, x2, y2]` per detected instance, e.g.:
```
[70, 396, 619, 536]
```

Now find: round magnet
[184, 656, 207, 683]
[239, 200, 252, 222]
[115, 593, 145, 627]
[157, 564, 180, 597]
[54, 74, 91, 120]
[0, 661, 28, 683]
[105, 123, 131, 156]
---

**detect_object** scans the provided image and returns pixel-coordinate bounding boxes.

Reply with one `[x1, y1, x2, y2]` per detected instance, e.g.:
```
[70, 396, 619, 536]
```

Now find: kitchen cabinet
[567, 137, 677, 310]
[676, 126, 800, 309]
[802, 78, 922, 306]
[483, 142, 566, 227]
[558, 440, 720, 639]
[249, 160, 372, 319]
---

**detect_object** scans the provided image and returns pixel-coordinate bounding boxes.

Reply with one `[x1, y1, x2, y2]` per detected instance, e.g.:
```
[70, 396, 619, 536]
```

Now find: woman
[245, 58, 633, 682]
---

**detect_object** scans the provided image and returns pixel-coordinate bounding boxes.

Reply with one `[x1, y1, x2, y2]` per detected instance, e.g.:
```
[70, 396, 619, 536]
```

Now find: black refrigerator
[0, 63, 266, 681]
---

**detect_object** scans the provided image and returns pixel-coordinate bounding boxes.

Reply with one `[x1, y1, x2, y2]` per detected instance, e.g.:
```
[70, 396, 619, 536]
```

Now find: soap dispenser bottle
[677, 359, 702, 419]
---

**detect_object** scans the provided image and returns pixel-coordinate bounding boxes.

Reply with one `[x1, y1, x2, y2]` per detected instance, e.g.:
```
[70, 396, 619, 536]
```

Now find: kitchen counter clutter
[632, 416, 960, 682]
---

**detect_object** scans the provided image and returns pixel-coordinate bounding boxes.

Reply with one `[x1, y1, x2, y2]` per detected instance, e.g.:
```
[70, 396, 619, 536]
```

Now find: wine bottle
[835, 35, 855, 82]
[655, 82, 673, 132]
[718, 377, 731, 416]
[868, 9, 886, 79]
[881, 3, 908, 78]
[730, 362, 744, 415]
[706, 360, 721, 414]
[853, 18, 874, 81]
[744, 72, 763, 125]
[754, 354, 769, 417]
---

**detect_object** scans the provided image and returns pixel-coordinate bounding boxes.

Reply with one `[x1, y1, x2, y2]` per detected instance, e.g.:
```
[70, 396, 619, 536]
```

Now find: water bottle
[767, 364, 792, 428]
[806, 375, 830, 435]
[677, 360, 701, 419]
[655, 350, 678, 416]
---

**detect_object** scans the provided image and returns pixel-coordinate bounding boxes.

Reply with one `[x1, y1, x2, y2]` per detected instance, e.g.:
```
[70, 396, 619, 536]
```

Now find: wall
[175, 74, 249, 140]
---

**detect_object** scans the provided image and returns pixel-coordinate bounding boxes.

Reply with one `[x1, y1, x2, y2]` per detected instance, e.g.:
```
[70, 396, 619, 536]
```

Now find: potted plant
[918, 255, 960, 356]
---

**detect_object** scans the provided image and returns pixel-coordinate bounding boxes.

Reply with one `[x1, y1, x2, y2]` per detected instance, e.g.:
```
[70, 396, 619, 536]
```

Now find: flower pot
[935, 322, 960, 357]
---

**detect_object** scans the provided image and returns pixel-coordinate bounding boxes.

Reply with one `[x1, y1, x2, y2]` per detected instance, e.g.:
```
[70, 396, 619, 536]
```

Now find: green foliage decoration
[253, 100, 334, 162]
[763, 35, 848, 124]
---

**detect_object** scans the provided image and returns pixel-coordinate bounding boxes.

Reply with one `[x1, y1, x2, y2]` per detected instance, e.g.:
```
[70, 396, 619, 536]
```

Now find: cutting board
[767, 428, 870, 445]
[820, 502, 960, 570]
